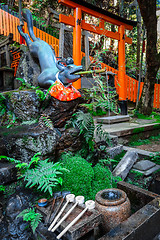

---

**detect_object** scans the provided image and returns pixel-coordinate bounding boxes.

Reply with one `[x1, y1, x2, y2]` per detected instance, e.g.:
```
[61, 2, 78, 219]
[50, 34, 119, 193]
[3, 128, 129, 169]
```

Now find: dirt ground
[134, 141, 160, 152]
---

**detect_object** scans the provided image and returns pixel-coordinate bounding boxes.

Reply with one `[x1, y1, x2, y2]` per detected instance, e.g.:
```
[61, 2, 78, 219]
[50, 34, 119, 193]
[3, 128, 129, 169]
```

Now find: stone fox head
[17, 9, 83, 88]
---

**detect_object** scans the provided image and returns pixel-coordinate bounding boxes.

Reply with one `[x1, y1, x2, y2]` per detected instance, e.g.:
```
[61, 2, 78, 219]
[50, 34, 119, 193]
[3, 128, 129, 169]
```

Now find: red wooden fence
[86, 54, 160, 109]
[0, 9, 59, 56]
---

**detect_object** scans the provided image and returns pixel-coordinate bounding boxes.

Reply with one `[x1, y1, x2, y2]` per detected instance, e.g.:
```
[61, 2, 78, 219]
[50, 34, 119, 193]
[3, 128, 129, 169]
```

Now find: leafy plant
[66, 111, 95, 151]
[36, 85, 52, 101]
[129, 138, 151, 146]
[17, 208, 42, 233]
[66, 111, 112, 162]
[81, 75, 119, 116]
[0, 153, 64, 196]
[0, 93, 6, 116]
[39, 114, 54, 130]
[0, 153, 41, 178]
[149, 152, 160, 165]
[24, 159, 64, 196]
[96, 123, 110, 143]
[0, 185, 5, 192]
[16, 78, 40, 90]
[58, 152, 94, 199]
[56, 152, 121, 200]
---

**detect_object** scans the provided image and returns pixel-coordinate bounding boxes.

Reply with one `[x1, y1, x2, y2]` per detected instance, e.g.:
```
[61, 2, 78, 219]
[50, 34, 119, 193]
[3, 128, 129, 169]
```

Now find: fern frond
[17, 208, 42, 233]
[24, 160, 65, 196]
[39, 114, 54, 130]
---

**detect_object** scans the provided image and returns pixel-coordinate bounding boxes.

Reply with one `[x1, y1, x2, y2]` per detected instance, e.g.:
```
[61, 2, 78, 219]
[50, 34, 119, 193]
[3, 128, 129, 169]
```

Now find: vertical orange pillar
[118, 25, 127, 114]
[73, 7, 82, 89]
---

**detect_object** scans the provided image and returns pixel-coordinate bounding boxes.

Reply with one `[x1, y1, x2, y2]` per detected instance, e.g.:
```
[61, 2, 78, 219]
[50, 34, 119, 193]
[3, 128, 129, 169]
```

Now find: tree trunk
[137, 0, 160, 115]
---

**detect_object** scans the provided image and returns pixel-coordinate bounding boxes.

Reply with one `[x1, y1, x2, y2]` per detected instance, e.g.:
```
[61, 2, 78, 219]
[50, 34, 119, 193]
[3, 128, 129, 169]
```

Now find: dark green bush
[57, 153, 121, 200]
[59, 153, 94, 199]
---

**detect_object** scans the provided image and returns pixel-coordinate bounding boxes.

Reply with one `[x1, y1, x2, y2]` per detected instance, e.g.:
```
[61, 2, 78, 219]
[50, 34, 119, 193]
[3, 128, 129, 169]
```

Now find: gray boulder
[0, 124, 59, 163]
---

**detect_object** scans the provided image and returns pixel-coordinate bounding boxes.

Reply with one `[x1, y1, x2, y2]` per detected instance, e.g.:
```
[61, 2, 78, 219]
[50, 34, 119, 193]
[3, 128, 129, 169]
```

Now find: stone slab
[97, 115, 130, 124]
[107, 145, 123, 159]
[133, 160, 156, 171]
[123, 146, 157, 158]
[113, 150, 138, 180]
[132, 165, 160, 176]
[0, 162, 17, 184]
[100, 122, 160, 137]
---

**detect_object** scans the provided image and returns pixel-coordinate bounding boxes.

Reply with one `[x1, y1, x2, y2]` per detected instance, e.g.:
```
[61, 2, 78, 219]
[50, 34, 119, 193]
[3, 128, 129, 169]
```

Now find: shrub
[58, 153, 121, 200]
[59, 153, 94, 199]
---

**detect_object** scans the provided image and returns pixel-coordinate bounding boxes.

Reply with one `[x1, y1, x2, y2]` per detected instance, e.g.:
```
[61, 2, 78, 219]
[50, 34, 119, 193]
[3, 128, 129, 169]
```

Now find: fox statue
[17, 8, 83, 89]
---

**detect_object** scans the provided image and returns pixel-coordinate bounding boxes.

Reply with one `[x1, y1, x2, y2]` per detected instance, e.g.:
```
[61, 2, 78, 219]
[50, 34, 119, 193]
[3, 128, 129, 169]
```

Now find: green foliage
[130, 170, 144, 179]
[0, 153, 64, 196]
[57, 152, 121, 200]
[39, 114, 54, 130]
[133, 110, 160, 122]
[149, 152, 160, 165]
[66, 111, 95, 151]
[132, 127, 144, 134]
[110, 150, 126, 168]
[0, 153, 41, 178]
[36, 85, 52, 101]
[81, 77, 119, 116]
[16, 78, 40, 90]
[96, 123, 109, 142]
[24, 159, 64, 196]
[0, 93, 17, 128]
[17, 208, 42, 233]
[66, 111, 112, 161]
[129, 133, 160, 147]
[59, 153, 94, 198]
[0, 93, 6, 116]
[0, 185, 5, 192]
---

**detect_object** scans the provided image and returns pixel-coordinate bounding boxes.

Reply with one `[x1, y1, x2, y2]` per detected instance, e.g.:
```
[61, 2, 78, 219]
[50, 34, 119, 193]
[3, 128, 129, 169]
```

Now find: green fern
[96, 123, 111, 146]
[67, 111, 95, 150]
[39, 114, 54, 130]
[24, 160, 65, 196]
[0, 153, 41, 178]
[0, 153, 64, 196]
[17, 208, 42, 233]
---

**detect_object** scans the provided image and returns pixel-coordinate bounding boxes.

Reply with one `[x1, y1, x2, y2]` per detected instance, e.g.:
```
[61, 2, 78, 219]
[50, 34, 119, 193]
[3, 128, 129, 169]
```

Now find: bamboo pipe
[74, 68, 106, 75]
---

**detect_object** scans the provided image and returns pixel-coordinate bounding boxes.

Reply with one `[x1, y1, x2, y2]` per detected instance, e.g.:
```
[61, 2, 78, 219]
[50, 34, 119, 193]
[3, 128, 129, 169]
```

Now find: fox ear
[56, 61, 65, 71]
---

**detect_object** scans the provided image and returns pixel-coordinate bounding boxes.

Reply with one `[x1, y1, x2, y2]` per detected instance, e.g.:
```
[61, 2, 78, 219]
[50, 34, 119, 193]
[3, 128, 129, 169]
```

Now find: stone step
[96, 115, 130, 124]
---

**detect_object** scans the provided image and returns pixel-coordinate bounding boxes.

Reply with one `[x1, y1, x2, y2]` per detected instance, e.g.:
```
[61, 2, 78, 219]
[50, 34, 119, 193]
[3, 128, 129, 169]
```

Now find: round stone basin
[95, 188, 131, 231]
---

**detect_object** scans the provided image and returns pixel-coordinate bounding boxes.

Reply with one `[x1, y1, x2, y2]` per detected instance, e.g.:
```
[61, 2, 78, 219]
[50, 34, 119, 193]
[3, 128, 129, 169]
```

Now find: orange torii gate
[58, 0, 137, 114]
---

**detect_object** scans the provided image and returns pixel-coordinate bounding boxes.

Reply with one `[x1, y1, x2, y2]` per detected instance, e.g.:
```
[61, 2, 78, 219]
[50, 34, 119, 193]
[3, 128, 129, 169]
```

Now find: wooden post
[73, 7, 82, 89]
[118, 25, 127, 114]
[59, 23, 65, 58]
[84, 30, 90, 70]
[5, 44, 10, 67]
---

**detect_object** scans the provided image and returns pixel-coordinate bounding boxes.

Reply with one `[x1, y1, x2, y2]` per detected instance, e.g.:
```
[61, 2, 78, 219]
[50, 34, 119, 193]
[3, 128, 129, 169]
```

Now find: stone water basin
[99, 181, 160, 240]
